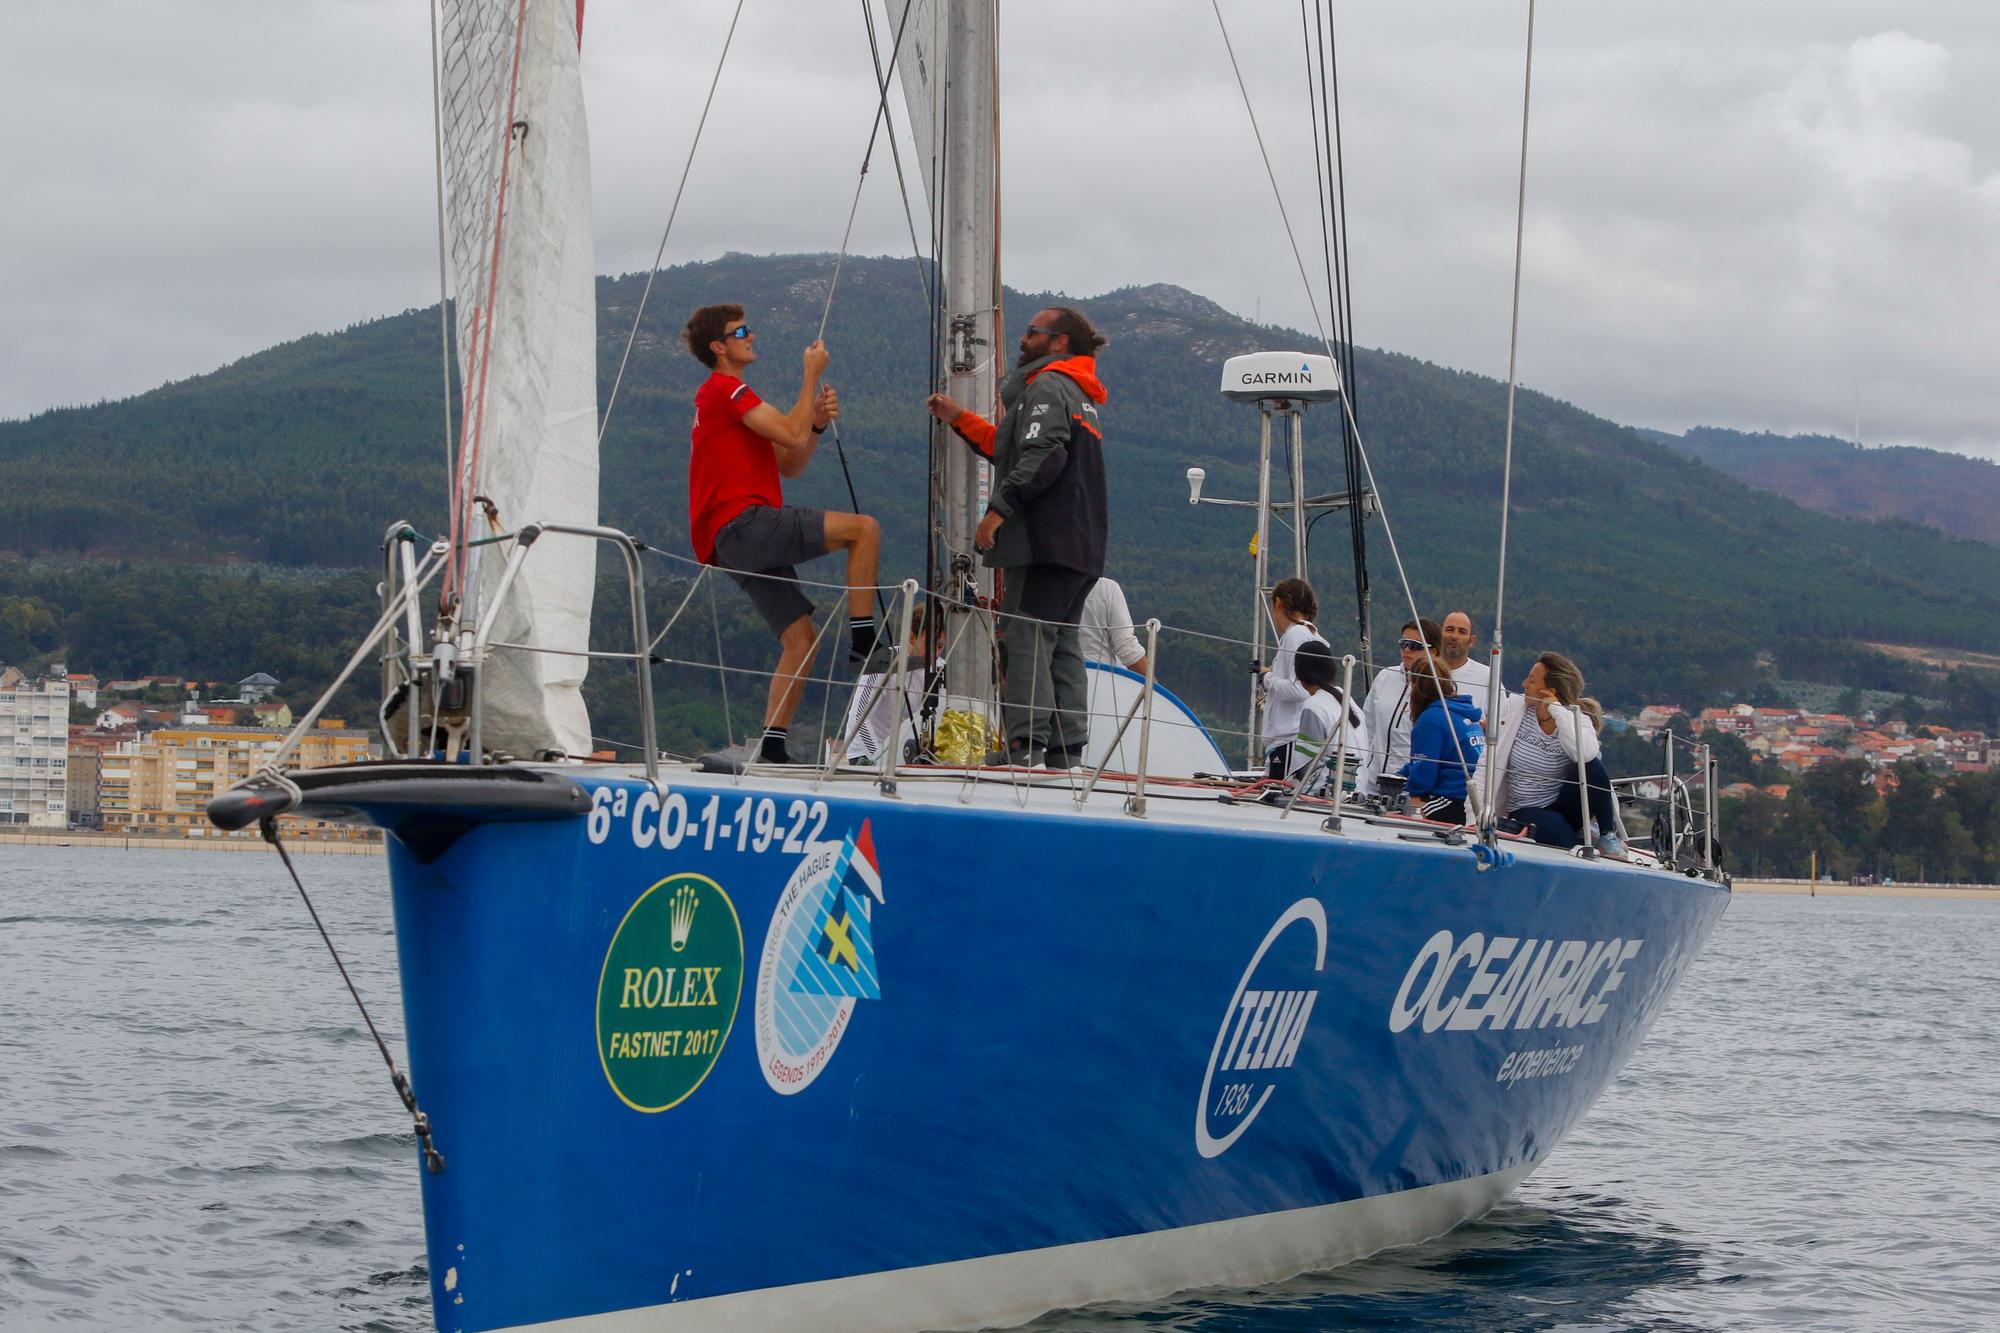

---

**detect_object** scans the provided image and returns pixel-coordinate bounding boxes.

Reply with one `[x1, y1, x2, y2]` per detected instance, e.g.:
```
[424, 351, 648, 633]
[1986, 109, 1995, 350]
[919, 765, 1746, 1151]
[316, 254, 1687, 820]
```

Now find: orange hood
[1034, 355, 1107, 404]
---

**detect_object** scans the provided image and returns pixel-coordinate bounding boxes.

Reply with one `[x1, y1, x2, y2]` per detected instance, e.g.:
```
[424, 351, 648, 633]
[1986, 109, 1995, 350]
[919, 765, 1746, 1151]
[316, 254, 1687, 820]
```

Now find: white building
[0, 668, 71, 828]
[66, 673, 100, 708]
[237, 672, 281, 703]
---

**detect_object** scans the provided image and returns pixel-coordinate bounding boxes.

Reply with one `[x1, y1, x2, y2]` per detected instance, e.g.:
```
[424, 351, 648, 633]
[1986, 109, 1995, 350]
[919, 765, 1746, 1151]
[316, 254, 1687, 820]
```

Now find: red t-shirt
[688, 372, 779, 563]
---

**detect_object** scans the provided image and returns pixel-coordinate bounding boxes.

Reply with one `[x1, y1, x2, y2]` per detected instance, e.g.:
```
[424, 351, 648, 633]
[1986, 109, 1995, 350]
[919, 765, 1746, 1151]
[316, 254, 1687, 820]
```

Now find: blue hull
[381, 772, 1726, 1331]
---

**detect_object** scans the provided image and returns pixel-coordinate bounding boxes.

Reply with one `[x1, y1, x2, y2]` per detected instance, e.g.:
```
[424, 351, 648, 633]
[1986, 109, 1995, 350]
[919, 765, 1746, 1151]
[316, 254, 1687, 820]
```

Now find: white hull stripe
[511, 1162, 1537, 1332]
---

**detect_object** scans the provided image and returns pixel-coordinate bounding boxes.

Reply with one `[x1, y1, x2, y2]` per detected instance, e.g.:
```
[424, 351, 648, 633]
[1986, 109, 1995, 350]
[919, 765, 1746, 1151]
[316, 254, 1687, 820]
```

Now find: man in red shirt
[683, 303, 881, 765]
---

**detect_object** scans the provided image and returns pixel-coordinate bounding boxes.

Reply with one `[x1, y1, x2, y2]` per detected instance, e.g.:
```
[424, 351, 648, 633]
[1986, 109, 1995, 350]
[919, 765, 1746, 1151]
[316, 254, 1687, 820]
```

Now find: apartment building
[99, 721, 377, 839]
[0, 667, 71, 828]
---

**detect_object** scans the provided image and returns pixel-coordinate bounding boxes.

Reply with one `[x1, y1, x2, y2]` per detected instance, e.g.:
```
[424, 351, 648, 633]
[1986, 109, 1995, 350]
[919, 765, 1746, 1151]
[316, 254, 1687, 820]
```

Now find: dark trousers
[998, 565, 1097, 752]
[1416, 795, 1468, 824]
[1512, 757, 1617, 848]
[1265, 742, 1293, 779]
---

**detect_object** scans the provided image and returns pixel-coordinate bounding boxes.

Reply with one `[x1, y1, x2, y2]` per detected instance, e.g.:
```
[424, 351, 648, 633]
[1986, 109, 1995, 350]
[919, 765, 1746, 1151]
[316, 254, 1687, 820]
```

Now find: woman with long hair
[1259, 577, 1327, 778]
[1402, 658, 1484, 824]
[1486, 651, 1627, 856]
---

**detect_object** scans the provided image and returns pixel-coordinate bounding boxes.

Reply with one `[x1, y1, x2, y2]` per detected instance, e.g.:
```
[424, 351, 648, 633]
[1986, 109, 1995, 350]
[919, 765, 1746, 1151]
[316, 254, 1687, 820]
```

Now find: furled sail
[440, 0, 598, 758]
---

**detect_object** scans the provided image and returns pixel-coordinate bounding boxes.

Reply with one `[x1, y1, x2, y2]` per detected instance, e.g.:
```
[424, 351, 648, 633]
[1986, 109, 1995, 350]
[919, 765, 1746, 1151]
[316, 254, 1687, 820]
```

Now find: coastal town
[0, 662, 377, 841]
[6, 657, 1996, 847]
[1631, 700, 2000, 799]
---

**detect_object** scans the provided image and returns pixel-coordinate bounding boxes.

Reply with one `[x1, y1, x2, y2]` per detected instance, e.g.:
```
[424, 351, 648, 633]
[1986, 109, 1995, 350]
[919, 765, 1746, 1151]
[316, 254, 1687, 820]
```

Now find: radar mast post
[1190, 351, 1361, 772]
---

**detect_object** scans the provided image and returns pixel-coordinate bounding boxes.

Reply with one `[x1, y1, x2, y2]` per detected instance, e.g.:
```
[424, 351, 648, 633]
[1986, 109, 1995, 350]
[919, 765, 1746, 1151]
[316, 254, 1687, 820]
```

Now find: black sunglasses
[1023, 324, 1059, 338]
[724, 325, 753, 340]
[1398, 638, 1429, 653]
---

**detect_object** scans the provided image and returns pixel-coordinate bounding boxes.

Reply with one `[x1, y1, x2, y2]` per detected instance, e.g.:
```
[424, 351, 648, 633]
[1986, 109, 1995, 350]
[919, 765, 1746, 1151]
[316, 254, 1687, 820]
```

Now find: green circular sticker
[596, 874, 744, 1112]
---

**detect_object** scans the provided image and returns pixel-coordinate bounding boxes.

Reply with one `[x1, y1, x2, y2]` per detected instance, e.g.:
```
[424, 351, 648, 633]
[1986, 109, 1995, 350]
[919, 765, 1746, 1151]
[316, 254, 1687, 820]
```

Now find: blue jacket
[1403, 696, 1485, 800]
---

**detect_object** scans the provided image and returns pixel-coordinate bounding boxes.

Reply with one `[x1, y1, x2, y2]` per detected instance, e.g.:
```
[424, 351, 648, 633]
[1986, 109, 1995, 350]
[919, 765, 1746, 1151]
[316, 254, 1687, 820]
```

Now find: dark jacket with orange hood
[948, 352, 1108, 575]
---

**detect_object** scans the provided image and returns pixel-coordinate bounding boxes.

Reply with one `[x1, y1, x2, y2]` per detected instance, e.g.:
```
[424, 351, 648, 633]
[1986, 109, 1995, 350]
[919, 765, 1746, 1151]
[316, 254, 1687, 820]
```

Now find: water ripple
[3, 848, 1996, 1330]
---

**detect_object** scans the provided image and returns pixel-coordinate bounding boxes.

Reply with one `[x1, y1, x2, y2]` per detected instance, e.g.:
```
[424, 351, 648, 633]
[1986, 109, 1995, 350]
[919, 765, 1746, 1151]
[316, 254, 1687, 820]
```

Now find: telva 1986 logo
[1195, 898, 1327, 1159]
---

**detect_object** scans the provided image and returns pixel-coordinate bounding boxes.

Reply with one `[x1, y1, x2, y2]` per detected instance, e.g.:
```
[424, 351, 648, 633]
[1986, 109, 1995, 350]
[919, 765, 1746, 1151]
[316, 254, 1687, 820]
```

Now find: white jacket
[1477, 693, 1600, 816]
[1261, 620, 1324, 751]
[1078, 577, 1146, 668]
[1355, 665, 1410, 796]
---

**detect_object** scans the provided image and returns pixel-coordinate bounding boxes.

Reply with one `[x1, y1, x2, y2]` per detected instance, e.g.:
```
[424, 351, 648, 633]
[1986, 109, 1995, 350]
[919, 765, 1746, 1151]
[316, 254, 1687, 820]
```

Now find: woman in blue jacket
[1402, 661, 1485, 823]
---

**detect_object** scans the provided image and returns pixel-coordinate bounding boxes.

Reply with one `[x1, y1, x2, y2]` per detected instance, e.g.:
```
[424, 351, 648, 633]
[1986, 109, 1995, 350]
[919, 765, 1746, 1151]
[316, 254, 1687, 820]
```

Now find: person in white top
[1259, 578, 1328, 778]
[840, 608, 938, 764]
[1077, 577, 1149, 676]
[1289, 640, 1370, 796]
[1482, 650, 1627, 857]
[1355, 616, 1441, 797]
[1439, 611, 1491, 701]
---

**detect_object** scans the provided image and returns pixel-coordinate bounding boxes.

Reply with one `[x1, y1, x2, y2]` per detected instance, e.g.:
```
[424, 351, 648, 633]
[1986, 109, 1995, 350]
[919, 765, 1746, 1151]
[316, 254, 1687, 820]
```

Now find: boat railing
[629, 550, 1462, 822]
[375, 520, 664, 785]
[472, 521, 663, 784]
[1607, 728, 1722, 877]
[242, 524, 453, 778]
[355, 524, 1721, 875]
[636, 549, 1213, 814]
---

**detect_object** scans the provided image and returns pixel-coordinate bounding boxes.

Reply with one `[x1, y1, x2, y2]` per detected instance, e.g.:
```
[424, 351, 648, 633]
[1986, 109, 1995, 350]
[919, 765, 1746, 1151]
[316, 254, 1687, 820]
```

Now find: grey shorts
[712, 504, 828, 635]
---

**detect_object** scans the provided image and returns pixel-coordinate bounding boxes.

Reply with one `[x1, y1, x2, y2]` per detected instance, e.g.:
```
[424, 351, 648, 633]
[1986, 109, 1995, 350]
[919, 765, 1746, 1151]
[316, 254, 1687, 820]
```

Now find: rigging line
[1209, 0, 1333, 351]
[924, 56, 949, 615]
[816, 0, 921, 341]
[598, 0, 747, 446]
[1482, 0, 1537, 835]
[1321, 0, 1372, 649]
[427, 0, 456, 532]
[709, 573, 734, 751]
[1325, 3, 1361, 418]
[860, 0, 934, 308]
[1335, 379, 1478, 786]
[1296, 0, 1338, 592]
[1299, 1, 1339, 359]
[1212, 0, 1472, 783]
[260, 819, 444, 1174]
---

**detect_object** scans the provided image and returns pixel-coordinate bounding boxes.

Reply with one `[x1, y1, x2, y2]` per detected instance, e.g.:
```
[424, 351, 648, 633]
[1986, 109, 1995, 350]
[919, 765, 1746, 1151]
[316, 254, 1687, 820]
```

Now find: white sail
[440, 0, 598, 758]
[887, 0, 944, 209]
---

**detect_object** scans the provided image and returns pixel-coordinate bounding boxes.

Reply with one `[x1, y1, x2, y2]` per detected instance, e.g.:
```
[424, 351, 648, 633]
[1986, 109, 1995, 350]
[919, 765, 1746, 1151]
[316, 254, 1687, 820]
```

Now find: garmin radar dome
[1221, 351, 1342, 403]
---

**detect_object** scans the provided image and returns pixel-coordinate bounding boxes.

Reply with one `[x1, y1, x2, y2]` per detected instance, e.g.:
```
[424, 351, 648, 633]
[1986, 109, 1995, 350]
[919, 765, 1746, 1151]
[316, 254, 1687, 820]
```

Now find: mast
[939, 0, 999, 710]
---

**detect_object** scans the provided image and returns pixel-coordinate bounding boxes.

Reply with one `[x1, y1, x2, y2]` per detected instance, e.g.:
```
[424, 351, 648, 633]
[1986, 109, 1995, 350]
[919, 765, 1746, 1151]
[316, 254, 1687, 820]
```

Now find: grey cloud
[2, 1, 1993, 461]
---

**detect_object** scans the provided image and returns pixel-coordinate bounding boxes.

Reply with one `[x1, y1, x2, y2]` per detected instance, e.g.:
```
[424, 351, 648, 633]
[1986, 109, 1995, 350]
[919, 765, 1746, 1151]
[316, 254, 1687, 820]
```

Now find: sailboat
[210, 3, 1729, 1331]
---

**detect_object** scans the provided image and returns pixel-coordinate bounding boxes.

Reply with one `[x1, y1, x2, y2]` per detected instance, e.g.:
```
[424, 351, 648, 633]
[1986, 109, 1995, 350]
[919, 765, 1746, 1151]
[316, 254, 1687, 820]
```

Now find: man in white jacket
[1355, 616, 1442, 797]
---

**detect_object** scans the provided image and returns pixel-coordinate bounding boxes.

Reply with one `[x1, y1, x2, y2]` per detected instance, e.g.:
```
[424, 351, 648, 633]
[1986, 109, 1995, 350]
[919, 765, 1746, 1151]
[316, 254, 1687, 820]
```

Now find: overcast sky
[3, 2, 1995, 460]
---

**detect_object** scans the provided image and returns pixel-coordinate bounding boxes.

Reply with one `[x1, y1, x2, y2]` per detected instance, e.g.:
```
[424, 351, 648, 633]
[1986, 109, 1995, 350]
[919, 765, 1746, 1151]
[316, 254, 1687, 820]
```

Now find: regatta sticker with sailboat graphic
[755, 819, 886, 1094]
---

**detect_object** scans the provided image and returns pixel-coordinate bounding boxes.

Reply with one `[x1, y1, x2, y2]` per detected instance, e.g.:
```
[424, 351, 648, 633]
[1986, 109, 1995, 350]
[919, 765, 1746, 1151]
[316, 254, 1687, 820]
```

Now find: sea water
[2, 845, 1995, 1330]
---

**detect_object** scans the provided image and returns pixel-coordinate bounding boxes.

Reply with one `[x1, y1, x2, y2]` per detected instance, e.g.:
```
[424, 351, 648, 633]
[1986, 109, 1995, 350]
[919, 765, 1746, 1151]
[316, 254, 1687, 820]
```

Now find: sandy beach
[0, 830, 382, 856]
[1734, 877, 2000, 901]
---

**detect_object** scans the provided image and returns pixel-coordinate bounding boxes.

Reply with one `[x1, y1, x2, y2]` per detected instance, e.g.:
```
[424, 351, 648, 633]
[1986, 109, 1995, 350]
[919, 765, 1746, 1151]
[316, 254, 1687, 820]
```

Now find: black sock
[759, 727, 790, 763]
[849, 616, 876, 663]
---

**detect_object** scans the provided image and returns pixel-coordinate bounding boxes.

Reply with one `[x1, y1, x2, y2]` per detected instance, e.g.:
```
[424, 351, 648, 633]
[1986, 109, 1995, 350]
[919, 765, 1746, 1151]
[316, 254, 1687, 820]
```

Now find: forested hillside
[1650, 426, 2000, 546]
[7, 252, 2000, 737]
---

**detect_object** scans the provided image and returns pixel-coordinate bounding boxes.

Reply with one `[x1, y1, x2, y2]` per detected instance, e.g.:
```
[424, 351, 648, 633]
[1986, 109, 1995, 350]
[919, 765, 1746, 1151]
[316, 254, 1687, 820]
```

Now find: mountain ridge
[6, 251, 2000, 721]
[1646, 425, 2000, 546]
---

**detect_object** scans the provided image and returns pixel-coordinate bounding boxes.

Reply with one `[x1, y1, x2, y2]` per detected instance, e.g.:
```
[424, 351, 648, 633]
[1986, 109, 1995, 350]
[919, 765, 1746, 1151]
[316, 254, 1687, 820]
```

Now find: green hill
[1645, 426, 2000, 547]
[7, 252, 2000, 740]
